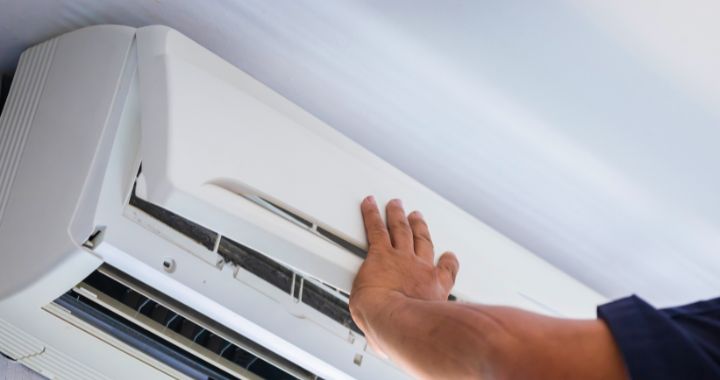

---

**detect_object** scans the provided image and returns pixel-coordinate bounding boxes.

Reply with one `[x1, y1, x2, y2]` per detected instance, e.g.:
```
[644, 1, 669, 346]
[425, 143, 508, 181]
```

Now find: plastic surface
[0, 25, 134, 301]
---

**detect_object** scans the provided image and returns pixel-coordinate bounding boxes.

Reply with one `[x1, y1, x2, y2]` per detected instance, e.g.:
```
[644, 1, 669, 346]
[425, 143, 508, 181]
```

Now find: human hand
[349, 196, 459, 351]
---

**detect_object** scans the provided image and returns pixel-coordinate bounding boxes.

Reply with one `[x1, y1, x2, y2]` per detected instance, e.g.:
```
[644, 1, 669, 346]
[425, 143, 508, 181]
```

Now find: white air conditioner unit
[0, 25, 605, 379]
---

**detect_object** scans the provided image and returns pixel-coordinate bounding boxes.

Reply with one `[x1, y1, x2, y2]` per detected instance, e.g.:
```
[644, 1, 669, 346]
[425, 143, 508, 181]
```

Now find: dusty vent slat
[129, 184, 218, 250]
[315, 227, 367, 259]
[262, 199, 313, 228]
[239, 193, 368, 259]
[262, 198, 368, 260]
[216, 236, 363, 336]
[299, 278, 362, 335]
[217, 237, 294, 294]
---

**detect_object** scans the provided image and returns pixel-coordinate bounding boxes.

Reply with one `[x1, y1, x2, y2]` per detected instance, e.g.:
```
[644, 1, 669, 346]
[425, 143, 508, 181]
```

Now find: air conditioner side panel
[0, 25, 135, 302]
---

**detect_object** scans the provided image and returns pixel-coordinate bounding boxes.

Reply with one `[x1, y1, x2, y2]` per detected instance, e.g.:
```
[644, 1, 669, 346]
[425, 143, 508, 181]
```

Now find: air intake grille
[216, 236, 362, 335]
[217, 236, 294, 294]
[128, 182, 366, 336]
[128, 171, 457, 340]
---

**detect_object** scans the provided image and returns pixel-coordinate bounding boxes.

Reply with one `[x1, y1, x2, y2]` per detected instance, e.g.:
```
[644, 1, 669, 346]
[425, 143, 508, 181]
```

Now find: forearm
[360, 293, 626, 380]
[360, 293, 506, 379]
[350, 198, 626, 379]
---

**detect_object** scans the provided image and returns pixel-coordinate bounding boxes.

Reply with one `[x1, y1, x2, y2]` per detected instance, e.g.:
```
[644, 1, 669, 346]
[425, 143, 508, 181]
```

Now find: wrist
[350, 288, 410, 332]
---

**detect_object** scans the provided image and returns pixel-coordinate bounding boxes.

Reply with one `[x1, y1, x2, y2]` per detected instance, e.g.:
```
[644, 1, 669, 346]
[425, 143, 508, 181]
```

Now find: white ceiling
[2, 0, 719, 307]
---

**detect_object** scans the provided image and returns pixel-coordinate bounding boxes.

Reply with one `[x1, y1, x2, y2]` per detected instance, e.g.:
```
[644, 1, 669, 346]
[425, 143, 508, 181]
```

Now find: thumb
[436, 251, 459, 292]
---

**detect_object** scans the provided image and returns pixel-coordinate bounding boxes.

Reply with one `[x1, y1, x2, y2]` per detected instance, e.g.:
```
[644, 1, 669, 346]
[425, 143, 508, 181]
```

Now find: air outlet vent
[56, 266, 317, 380]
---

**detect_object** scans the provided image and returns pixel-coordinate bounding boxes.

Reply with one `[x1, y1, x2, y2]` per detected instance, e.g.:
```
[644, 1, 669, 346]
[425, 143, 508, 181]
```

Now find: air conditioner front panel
[136, 26, 605, 317]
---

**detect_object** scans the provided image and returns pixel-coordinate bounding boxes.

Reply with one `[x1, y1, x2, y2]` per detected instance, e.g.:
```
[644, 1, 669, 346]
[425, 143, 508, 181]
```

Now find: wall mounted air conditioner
[0, 25, 605, 379]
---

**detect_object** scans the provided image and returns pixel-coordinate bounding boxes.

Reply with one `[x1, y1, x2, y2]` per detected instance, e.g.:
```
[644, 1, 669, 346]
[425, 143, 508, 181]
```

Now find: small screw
[162, 258, 176, 273]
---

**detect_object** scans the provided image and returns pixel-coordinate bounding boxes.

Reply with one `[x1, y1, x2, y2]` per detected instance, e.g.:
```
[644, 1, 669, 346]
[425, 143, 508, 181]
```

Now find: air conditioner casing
[0, 25, 605, 379]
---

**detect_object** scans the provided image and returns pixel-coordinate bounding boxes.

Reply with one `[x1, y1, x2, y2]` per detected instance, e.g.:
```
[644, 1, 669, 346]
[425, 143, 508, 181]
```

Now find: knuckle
[415, 234, 434, 248]
[389, 219, 410, 230]
[368, 241, 388, 251]
[369, 224, 386, 233]
[440, 266, 456, 282]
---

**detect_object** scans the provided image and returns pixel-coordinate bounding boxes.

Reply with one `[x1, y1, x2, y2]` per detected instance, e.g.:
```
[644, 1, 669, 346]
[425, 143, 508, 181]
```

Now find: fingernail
[412, 210, 423, 219]
[365, 195, 375, 204]
[392, 198, 403, 207]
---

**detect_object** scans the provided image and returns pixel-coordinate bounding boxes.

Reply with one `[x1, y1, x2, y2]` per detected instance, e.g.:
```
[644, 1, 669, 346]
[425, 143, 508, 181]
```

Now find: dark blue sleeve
[598, 295, 720, 380]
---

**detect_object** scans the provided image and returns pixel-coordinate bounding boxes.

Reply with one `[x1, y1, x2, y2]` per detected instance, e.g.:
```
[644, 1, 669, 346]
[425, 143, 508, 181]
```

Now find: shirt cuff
[598, 295, 712, 380]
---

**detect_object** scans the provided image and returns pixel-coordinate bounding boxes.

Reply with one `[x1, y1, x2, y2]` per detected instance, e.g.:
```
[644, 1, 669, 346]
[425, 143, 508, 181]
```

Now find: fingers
[361, 196, 390, 248]
[436, 251, 460, 292]
[386, 199, 413, 250]
[408, 211, 434, 263]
